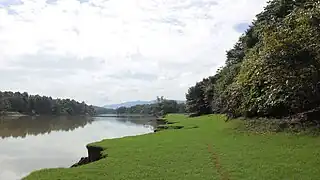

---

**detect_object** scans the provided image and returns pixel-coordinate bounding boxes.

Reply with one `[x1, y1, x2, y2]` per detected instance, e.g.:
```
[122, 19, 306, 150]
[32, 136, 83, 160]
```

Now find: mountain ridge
[103, 100, 185, 109]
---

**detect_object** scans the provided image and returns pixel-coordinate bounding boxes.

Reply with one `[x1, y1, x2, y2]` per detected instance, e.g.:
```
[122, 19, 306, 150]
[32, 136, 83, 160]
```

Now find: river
[0, 115, 156, 180]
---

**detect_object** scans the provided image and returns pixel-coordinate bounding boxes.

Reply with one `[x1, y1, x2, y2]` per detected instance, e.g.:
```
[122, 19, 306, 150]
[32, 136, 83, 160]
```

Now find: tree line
[0, 91, 95, 116]
[186, 0, 320, 119]
[93, 106, 116, 114]
[116, 97, 186, 116]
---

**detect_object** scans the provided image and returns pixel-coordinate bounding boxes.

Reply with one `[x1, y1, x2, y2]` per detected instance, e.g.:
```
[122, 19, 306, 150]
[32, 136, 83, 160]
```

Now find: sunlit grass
[24, 114, 320, 180]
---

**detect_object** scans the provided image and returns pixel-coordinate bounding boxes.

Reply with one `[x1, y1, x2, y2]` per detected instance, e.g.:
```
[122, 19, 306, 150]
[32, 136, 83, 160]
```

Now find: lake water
[0, 115, 156, 180]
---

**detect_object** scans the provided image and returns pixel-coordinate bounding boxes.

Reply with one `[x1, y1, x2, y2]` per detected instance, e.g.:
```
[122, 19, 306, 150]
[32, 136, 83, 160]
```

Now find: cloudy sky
[0, 0, 267, 106]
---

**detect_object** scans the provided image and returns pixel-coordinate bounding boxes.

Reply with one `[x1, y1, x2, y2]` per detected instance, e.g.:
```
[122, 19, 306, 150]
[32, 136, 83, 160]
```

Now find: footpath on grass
[24, 114, 320, 180]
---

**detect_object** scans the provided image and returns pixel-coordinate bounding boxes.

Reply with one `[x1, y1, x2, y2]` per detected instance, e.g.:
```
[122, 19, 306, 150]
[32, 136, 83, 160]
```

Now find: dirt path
[208, 144, 230, 180]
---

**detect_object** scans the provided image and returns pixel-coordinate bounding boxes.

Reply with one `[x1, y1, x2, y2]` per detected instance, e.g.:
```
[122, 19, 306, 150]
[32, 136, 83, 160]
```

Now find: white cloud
[0, 0, 268, 105]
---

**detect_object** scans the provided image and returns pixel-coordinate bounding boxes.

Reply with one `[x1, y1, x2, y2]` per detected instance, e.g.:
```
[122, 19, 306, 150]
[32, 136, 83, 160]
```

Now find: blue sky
[234, 23, 251, 33]
[0, 0, 268, 105]
[0, 0, 23, 6]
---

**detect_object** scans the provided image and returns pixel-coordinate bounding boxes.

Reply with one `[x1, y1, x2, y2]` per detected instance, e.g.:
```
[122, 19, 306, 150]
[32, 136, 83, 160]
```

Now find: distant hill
[92, 106, 116, 114]
[103, 101, 154, 109]
[104, 100, 185, 109]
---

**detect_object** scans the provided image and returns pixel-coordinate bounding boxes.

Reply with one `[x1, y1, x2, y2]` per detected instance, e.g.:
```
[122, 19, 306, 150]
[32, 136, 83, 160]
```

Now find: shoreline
[71, 117, 170, 168]
[21, 117, 165, 178]
[23, 114, 320, 180]
[71, 145, 105, 168]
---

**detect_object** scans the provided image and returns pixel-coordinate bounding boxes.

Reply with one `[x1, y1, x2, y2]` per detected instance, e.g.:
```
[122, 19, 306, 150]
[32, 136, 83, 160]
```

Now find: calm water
[0, 115, 156, 180]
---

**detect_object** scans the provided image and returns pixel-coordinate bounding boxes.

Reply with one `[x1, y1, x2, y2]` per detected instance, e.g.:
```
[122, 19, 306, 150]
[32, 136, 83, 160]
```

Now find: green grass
[24, 114, 320, 180]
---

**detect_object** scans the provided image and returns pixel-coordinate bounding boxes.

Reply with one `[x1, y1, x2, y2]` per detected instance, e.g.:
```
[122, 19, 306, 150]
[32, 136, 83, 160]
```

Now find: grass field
[24, 114, 320, 180]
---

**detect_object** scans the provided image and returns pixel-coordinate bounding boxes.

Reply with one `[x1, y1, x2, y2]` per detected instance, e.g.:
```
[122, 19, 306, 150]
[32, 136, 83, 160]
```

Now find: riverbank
[24, 114, 320, 180]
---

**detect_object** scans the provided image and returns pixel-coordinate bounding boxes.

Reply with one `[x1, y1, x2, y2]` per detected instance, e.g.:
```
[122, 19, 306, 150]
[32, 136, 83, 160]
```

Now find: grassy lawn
[24, 114, 320, 180]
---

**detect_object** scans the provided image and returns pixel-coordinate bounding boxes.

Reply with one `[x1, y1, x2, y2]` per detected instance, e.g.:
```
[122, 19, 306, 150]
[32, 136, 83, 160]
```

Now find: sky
[0, 0, 268, 106]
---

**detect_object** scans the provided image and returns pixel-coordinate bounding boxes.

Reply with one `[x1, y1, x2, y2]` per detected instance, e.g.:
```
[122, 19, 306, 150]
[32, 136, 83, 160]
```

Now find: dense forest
[0, 91, 95, 116]
[116, 97, 186, 116]
[186, 0, 320, 121]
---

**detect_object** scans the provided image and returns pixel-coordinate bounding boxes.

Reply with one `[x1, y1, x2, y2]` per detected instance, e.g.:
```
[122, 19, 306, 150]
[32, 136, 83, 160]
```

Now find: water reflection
[96, 115, 158, 127]
[0, 116, 93, 138]
[0, 115, 155, 180]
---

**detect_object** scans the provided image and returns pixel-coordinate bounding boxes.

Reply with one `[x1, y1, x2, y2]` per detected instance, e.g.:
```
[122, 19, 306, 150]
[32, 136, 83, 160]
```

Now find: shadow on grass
[154, 117, 199, 132]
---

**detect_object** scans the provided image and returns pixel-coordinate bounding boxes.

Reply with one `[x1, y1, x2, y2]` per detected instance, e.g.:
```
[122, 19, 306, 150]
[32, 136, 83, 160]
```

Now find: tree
[186, 80, 212, 116]
[185, 0, 320, 119]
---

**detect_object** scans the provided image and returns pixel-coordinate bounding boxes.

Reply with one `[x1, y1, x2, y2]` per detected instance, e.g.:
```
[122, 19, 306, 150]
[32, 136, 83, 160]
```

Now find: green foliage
[93, 106, 116, 114]
[0, 91, 95, 116]
[24, 114, 320, 180]
[116, 97, 186, 116]
[186, 79, 212, 115]
[186, 0, 320, 118]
